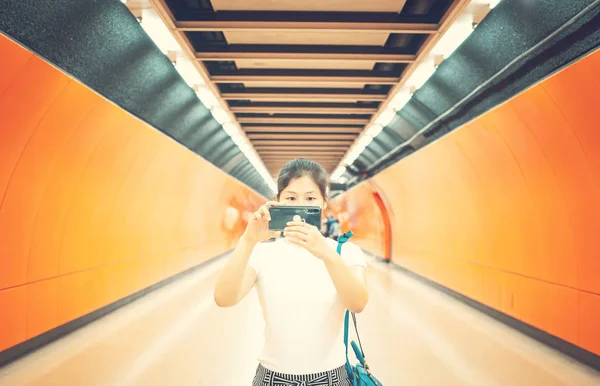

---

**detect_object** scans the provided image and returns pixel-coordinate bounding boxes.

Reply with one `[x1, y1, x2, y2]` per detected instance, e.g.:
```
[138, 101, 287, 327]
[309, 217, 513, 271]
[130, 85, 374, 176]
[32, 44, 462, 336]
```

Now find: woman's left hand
[284, 215, 332, 260]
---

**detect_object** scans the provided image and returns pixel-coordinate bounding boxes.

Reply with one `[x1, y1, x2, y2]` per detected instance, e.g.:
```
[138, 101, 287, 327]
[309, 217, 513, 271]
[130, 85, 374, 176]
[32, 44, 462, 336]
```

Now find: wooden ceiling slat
[263, 159, 342, 162]
[232, 106, 377, 114]
[234, 59, 376, 70]
[265, 163, 339, 167]
[238, 117, 369, 124]
[259, 151, 346, 156]
[261, 157, 345, 160]
[248, 133, 358, 140]
[197, 52, 415, 62]
[266, 164, 338, 169]
[214, 76, 399, 85]
[254, 146, 348, 151]
[264, 156, 340, 160]
[176, 21, 439, 34]
[260, 155, 346, 158]
[251, 140, 353, 146]
[264, 158, 340, 161]
[223, 30, 390, 46]
[244, 126, 363, 133]
[265, 159, 340, 162]
[210, 0, 407, 13]
[254, 145, 348, 151]
[261, 155, 340, 164]
[222, 93, 388, 101]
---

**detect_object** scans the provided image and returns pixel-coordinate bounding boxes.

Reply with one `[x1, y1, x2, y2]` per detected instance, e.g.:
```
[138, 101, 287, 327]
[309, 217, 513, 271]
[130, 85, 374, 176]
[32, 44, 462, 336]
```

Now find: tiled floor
[0, 255, 598, 385]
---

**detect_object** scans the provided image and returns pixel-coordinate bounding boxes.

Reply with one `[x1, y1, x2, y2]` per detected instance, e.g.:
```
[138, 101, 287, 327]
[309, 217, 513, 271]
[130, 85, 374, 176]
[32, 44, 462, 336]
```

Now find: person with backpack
[326, 213, 342, 241]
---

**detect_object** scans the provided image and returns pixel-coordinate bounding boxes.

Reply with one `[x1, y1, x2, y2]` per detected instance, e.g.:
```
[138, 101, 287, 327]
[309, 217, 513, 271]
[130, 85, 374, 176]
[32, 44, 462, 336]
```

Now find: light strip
[133, 5, 276, 194]
[331, 0, 499, 182]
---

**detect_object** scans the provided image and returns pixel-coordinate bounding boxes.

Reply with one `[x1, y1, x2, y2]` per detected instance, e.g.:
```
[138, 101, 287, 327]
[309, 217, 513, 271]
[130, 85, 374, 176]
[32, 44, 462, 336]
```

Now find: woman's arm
[213, 200, 280, 307]
[213, 237, 257, 307]
[321, 249, 369, 313]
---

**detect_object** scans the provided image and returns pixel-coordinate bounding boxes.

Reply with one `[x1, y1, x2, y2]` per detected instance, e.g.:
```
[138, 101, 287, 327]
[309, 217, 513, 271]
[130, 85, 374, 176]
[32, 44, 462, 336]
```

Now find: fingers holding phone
[283, 215, 331, 260]
[244, 201, 280, 243]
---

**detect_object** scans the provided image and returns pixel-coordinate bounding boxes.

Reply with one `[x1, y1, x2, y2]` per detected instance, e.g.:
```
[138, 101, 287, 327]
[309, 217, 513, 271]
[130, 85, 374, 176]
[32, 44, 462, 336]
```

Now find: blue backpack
[337, 232, 384, 386]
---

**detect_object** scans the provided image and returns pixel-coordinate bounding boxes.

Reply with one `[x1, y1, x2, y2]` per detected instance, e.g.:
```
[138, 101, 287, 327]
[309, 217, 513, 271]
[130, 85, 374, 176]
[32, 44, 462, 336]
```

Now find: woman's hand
[283, 215, 333, 260]
[242, 201, 280, 244]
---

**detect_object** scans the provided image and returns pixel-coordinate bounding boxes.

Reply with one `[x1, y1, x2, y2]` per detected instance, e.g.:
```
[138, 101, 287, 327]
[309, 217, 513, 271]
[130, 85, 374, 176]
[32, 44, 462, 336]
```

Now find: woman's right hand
[242, 201, 280, 244]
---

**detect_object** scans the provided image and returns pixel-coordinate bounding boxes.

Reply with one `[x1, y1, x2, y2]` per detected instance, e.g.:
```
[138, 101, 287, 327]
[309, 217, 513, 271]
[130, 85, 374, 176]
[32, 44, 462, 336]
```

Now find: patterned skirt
[252, 363, 352, 386]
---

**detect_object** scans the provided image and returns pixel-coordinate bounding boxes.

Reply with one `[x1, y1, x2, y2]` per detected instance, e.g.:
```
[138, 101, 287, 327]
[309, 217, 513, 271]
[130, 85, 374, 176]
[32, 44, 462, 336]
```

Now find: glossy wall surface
[329, 182, 388, 259]
[339, 49, 600, 356]
[0, 34, 265, 353]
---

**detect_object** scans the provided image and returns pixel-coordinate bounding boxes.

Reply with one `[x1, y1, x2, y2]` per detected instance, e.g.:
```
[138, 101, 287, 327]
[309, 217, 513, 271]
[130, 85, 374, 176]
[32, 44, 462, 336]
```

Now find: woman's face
[278, 175, 326, 210]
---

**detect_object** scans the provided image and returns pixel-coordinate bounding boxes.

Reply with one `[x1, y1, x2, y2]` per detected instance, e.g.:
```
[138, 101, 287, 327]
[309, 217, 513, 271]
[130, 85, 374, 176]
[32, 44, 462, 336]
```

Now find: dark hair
[277, 158, 330, 199]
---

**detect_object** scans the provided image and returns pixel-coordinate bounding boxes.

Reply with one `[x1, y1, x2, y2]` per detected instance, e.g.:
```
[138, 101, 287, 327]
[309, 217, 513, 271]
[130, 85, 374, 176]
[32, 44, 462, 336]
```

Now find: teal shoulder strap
[337, 231, 354, 254]
[337, 231, 354, 357]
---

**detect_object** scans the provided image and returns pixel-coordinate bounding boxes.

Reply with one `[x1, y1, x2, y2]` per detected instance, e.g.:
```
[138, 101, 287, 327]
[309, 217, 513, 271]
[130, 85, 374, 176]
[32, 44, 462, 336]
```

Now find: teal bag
[337, 232, 384, 386]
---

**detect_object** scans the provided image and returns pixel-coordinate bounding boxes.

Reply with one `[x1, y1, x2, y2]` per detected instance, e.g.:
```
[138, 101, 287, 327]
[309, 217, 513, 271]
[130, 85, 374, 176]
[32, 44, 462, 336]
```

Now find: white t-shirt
[247, 237, 367, 374]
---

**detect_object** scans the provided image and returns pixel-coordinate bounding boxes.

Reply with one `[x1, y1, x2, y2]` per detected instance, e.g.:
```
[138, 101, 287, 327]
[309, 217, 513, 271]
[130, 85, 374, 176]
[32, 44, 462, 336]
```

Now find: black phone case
[268, 206, 322, 231]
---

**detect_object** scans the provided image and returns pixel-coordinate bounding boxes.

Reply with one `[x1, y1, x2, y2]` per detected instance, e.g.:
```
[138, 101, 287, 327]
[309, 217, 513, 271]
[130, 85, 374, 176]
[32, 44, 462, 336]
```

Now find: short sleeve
[247, 242, 265, 275]
[339, 242, 367, 268]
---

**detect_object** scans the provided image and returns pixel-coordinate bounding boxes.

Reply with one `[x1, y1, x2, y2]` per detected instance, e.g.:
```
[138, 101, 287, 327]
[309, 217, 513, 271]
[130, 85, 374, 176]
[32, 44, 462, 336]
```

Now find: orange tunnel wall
[329, 182, 389, 259]
[0, 34, 265, 353]
[335, 49, 600, 356]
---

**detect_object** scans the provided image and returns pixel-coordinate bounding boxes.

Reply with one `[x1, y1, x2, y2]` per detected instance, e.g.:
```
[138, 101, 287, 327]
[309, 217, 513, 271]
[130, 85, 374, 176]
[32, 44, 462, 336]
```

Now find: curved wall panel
[341, 49, 600, 356]
[0, 35, 265, 353]
[329, 183, 387, 259]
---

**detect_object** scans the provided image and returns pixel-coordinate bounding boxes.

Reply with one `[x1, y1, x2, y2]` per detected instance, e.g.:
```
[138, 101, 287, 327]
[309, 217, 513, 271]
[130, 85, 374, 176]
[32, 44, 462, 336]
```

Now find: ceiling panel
[243, 82, 365, 89]
[211, 0, 407, 13]
[234, 59, 376, 70]
[224, 31, 390, 46]
[148, 0, 467, 187]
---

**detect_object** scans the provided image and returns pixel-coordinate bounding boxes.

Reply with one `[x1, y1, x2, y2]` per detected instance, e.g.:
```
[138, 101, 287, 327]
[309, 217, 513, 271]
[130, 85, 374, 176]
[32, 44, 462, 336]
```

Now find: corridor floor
[0, 255, 598, 385]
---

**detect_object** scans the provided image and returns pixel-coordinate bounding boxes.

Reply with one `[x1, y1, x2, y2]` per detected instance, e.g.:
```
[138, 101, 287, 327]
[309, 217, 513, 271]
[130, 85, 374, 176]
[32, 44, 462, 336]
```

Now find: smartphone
[268, 206, 322, 231]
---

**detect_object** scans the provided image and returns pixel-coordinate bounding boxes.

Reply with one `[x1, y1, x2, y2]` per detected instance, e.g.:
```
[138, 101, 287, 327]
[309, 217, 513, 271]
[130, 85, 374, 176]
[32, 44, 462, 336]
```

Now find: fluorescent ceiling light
[140, 9, 179, 55]
[222, 123, 247, 146]
[196, 86, 220, 110]
[488, 0, 501, 8]
[358, 135, 373, 148]
[210, 107, 231, 125]
[405, 56, 437, 90]
[345, 152, 360, 164]
[374, 108, 397, 127]
[174, 57, 205, 88]
[388, 91, 412, 111]
[431, 13, 474, 58]
[332, 166, 346, 180]
[366, 123, 384, 138]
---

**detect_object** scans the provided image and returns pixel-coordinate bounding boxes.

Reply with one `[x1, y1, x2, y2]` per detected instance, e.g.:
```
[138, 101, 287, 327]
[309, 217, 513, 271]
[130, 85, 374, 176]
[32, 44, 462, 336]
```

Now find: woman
[214, 158, 369, 385]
